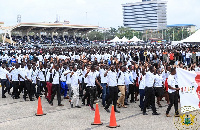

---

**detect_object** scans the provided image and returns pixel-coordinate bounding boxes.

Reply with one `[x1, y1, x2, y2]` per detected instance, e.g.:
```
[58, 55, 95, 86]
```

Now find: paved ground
[0, 89, 181, 130]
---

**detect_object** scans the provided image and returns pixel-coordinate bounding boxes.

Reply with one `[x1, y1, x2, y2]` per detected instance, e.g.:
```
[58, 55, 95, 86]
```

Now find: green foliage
[0, 34, 2, 42]
[165, 27, 192, 41]
[87, 30, 104, 41]
[86, 26, 192, 42]
[86, 26, 139, 41]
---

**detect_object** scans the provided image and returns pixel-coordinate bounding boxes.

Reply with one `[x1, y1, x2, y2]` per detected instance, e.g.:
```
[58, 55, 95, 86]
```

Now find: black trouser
[6, 80, 12, 93]
[40, 81, 46, 92]
[143, 87, 157, 113]
[105, 86, 118, 111]
[89, 86, 96, 109]
[32, 83, 36, 97]
[50, 84, 61, 105]
[1, 79, 7, 97]
[25, 80, 33, 100]
[12, 81, 19, 98]
[19, 81, 25, 95]
[79, 83, 86, 98]
[166, 91, 179, 115]
[129, 84, 135, 102]
[82, 87, 90, 105]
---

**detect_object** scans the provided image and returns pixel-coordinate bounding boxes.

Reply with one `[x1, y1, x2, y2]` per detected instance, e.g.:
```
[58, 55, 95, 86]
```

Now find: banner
[176, 68, 200, 112]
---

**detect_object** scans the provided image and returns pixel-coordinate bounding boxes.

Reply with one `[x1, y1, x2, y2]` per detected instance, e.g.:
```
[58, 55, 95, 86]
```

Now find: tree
[87, 30, 103, 41]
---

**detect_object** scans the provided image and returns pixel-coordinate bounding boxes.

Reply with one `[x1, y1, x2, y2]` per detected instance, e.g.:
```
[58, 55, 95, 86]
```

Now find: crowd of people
[8, 35, 88, 44]
[0, 44, 200, 116]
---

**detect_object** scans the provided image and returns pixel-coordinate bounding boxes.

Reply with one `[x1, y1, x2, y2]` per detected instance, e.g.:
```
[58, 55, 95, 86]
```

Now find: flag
[176, 68, 200, 112]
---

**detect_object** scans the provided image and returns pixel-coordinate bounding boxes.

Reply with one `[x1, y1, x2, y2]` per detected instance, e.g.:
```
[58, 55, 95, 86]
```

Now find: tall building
[122, 0, 167, 31]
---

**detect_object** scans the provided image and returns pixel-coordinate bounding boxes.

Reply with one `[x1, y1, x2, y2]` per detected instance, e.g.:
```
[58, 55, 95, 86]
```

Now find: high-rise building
[122, 0, 167, 31]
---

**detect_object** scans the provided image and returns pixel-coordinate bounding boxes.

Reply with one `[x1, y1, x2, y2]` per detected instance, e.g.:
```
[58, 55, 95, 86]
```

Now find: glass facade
[122, 0, 167, 31]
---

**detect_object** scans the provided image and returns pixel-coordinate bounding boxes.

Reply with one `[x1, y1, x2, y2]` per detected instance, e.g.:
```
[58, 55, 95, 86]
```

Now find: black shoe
[30, 99, 35, 101]
[152, 112, 160, 115]
[23, 97, 26, 101]
[124, 103, 129, 105]
[15, 97, 20, 99]
[86, 104, 89, 106]
[143, 112, 148, 115]
[71, 104, 73, 108]
[2, 95, 6, 98]
[49, 102, 53, 106]
[147, 106, 151, 109]
[104, 108, 110, 113]
[58, 104, 64, 106]
[75, 105, 81, 108]
[115, 110, 120, 113]
[82, 102, 85, 106]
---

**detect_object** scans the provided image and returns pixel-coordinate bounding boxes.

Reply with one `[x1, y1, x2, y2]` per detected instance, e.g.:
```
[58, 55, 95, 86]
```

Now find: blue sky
[0, 0, 199, 29]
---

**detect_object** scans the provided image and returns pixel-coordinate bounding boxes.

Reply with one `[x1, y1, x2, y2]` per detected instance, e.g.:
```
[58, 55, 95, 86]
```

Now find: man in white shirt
[1, 64, 9, 98]
[117, 66, 127, 108]
[143, 66, 160, 115]
[85, 65, 102, 111]
[18, 64, 27, 100]
[60, 65, 68, 99]
[99, 64, 108, 107]
[10, 63, 20, 99]
[139, 69, 146, 111]
[32, 66, 38, 99]
[49, 64, 64, 106]
[70, 66, 81, 108]
[124, 65, 134, 105]
[104, 64, 120, 113]
[38, 65, 47, 97]
[24, 64, 34, 101]
[64, 66, 73, 101]
[166, 68, 180, 117]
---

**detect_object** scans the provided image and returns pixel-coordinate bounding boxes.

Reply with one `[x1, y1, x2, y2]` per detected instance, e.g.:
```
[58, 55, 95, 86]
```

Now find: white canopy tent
[181, 29, 200, 43]
[129, 36, 143, 42]
[120, 36, 129, 43]
[108, 36, 120, 43]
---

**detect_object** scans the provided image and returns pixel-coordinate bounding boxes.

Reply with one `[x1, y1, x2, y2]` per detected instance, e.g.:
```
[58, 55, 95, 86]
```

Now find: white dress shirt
[99, 69, 107, 84]
[86, 71, 97, 87]
[52, 71, 60, 84]
[11, 69, 19, 81]
[0, 68, 8, 79]
[168, 74, 176, 93]
[139, 75, 146, 89]
[117, 70, 125, 85]
[26, 69, 32, 81]
[145, 71, 155, 87]
[107, 71, 117, 87]
[71, 72, 79, 87]
[154, 74, 164, 87]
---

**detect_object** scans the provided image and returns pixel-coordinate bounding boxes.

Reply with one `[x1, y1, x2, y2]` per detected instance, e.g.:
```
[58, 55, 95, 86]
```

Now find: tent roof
[108, 36, 120, 42]
[181, 29, 200, 43]
[120, 36, 129, 42]
[129, 36, 143, 42]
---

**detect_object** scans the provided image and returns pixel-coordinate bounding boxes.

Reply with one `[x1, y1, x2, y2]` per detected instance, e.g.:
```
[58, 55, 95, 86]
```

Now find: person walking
[49, 64, 64, 106]
[70, 66, 81, 108]
[104, 64, 120, 113]
[166, 68, 180, 117]
[143, 66, 160, 115]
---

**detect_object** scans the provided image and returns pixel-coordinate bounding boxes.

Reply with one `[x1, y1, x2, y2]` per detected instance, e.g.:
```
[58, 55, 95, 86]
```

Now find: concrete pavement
[0, 90, 179, 130]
